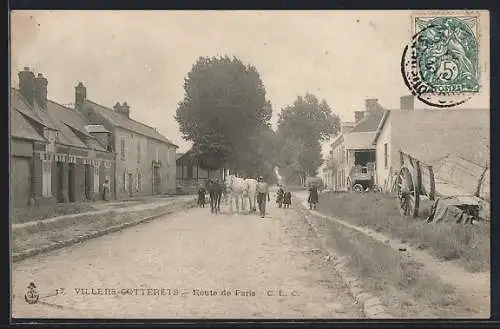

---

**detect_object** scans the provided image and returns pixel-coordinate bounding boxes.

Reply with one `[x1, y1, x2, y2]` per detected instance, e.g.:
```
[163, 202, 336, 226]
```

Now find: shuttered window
[120, 139, 126, 160]
[94, 164, 100, 193]
[137, 142, 141, 164]
[42, 160, 52, 197]
[123, 172, 127, 191]
[137, 172, 142, 191]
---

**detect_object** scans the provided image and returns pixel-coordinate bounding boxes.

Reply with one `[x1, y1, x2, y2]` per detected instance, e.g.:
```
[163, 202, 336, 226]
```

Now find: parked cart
[347, 162, 376, 193]
[395, 150, 489, 219]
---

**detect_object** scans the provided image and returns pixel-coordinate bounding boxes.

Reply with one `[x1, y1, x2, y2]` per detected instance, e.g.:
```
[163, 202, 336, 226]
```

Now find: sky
[10, 10, 490, 156]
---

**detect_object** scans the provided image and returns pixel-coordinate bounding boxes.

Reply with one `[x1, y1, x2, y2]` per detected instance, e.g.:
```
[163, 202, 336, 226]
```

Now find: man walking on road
[256, 176, 270, 218]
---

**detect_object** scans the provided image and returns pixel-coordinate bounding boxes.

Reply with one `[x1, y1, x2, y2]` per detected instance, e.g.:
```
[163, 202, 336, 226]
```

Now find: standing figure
[197, 185, 206, 208]
[276, 185, 284, 208]
[101, 179, 110, 201]
[283, 189, 292, 208]
[256, 176, 270, 218]
[308, 185, 319, 210]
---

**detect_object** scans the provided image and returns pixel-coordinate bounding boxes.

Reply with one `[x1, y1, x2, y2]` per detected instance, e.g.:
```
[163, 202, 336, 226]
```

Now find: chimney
[365, 98, 379, 114]
[34, 73, 48, 109]
[400, 95, 415, 111]
[113, 102, 122, 113]
[120, 102, 130, 118]
[354, 111, 365, 123]
[18, 67, 36, 106]
[75, 82, 87, 109]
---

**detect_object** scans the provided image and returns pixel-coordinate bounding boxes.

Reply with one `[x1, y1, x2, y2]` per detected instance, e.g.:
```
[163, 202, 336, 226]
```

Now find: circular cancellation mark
[401, 16, 480, 108]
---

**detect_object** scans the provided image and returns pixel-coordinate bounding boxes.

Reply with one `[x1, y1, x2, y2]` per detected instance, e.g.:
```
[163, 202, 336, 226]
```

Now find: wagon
[347, 162, 376, 193]
[395, 150, 489, 218]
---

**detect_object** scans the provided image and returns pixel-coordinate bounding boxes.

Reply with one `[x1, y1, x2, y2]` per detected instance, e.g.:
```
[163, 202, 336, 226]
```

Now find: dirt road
[12, 198, 362, 319]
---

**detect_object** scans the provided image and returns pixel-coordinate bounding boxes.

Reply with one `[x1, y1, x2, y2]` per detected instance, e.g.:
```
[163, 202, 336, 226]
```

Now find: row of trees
[175, 55, 340, 184]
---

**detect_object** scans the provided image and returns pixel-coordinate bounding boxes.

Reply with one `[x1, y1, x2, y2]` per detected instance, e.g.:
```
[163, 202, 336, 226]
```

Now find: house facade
[325, 98, 384, 191]
[372, 95, 490, 200]
[11, 67, 115, 207]
[74, 83, 178, 199]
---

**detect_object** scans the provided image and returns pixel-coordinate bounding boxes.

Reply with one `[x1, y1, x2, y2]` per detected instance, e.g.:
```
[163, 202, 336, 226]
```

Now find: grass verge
[12, 199, 197, 257]
[297, 205, 477, 318]
[12, 203, 99, 225]
[317, 192, 490, 273]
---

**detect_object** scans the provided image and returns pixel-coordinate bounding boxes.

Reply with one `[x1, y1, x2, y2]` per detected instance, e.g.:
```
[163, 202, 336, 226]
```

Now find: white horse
[224, 174, 248, 213]
[244, 178, 258, 213]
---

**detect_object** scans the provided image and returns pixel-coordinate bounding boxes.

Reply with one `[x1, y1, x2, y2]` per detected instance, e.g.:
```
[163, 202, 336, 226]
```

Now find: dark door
[153, 166, 161, 195]
[128, 173, 133, 196]
[84, 164, 91, 200]
[11, 157, 31, 207]
[57, 162, 64, 202]
[68, 163, 75, 202]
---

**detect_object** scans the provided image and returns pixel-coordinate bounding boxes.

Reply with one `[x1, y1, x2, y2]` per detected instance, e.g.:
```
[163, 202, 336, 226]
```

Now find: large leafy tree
[175, 56, 273, 171]
[276, 94, 340, 182]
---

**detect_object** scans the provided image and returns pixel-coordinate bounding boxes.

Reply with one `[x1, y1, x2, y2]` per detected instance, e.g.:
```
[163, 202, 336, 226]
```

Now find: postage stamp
[401, 12, 481, 107]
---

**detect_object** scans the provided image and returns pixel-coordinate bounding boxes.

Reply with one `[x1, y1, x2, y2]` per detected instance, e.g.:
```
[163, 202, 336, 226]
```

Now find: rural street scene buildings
[10, 10, 490, 320]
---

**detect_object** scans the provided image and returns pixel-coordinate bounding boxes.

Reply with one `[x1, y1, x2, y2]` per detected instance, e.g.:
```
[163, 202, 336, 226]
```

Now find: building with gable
[10, 67, 115, 207]
[324, 98, 385, 191]
[74, 83, 178, 198]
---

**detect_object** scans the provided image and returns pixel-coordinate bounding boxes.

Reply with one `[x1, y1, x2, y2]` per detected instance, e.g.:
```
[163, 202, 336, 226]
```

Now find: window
[120, 139, 125, 160]
[384, 143, 388, 169]
[94, 164, 100, 193]
[137, 142, 141, 164]
[155, 148, 159, 162]
[42, 160, 52, 197]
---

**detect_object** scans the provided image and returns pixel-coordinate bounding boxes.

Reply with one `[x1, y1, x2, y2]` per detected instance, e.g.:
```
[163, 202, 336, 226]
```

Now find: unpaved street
[12, 198, 362, 319]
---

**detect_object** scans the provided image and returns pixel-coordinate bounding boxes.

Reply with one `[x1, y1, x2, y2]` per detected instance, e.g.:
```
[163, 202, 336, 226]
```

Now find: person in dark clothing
[256, 176, 270, 218]
[197, 185, 206, 208]
[102, 179, 110, 201]
[308, 186, 319, 210]
[276, 185, 284, 208]
[283, 190, 292, 208]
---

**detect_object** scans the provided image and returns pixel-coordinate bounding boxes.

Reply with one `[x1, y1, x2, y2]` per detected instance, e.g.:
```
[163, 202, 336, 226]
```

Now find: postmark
[401, 14, 480, 107]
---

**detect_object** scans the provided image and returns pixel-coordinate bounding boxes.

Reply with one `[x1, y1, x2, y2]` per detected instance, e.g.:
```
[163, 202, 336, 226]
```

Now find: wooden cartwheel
[395, 152, 424, 218]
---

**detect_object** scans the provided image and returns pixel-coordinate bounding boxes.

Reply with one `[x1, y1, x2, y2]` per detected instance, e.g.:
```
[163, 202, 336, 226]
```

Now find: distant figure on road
[256, 176, 270, 218]
[197, 185, 206, 208]
[276, 185, 284, 208]
[283, 189, 292, 209]
[206, 178, 223, 214]
[308, 186, 319, 210]
[101, 179, 110, 201]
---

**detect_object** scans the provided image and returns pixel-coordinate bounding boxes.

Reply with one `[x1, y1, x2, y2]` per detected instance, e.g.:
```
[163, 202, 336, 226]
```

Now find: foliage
[276, 94, 340, 181]
[175, 56, 272, 171]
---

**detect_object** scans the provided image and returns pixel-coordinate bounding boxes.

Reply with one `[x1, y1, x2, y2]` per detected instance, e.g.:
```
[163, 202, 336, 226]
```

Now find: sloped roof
[85, 100, 178, 147]
[11, 109, 48, 142]
[176, 153, 184, 160]
[349, 108, 385, 133]
[176, 149, 197, 165]
[46, 99, 108, 150]
[11, 88, 58, 130]
[344, 132, 376, 150]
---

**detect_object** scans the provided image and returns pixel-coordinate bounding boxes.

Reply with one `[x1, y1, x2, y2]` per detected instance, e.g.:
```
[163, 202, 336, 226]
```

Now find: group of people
[275, 185, 292, 209]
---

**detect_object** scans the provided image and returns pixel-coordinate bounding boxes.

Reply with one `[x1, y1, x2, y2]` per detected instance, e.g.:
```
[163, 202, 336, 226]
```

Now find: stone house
[74, 83, 178, 198]
[10, 67, 115, 207]
[372, 95, 490, 200]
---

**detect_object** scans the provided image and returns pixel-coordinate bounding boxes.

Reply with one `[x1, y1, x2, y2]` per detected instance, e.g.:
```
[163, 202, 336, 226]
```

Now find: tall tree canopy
[175, 55, 274, 174]
[276, 94, 340, 183]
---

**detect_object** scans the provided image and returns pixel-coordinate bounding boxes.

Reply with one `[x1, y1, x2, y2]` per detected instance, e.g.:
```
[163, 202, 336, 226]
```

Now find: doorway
[84, 164, 91, 200]
[68, 163, 75, 202]
[128, 173, 133, 196]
